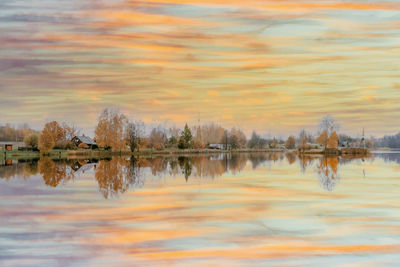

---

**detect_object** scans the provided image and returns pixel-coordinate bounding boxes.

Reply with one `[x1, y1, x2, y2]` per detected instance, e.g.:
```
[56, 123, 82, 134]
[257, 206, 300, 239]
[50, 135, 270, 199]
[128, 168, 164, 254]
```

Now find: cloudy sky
[0, 0, 399, 137]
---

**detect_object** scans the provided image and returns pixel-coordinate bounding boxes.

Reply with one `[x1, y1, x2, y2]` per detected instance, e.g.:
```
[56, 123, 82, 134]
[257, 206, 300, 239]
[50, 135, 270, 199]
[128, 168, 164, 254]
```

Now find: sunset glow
[1, 0, 399, 136]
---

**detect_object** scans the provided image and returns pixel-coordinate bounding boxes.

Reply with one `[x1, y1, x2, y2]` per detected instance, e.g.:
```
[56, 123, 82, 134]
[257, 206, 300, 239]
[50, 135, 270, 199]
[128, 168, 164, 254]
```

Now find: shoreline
[0, 148, 286, 160]
[0, 147, 378, 161]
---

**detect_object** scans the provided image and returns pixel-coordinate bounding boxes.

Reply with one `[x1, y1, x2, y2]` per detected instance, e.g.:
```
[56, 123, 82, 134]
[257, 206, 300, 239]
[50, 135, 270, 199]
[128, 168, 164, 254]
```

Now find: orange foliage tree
[317, 130, 329, 150]
[328, 131, 339, 148]
[285, 136, 296, 149]
[95, 108, 128, 151]
[38, 121, 65, 154]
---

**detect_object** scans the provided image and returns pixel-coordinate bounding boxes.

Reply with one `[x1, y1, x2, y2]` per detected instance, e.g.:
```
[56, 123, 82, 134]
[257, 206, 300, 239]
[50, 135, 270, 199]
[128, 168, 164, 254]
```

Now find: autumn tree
[38, 121, 65, 154]
[53, 122, 80, 149]
[126, 121, 145, 152]
[199, 122, 225, 145]
[317, 130, 329, 150]
[149, 127, 167, 150]
[317, 115, 339, 150]
[95, 108, 128, 151]
[229, 128, 247, 149]
[285, 136, 296, 149]
[328, 131, 339, 148]
[24, 133, 39, 149]
[191, 125, 203, 149]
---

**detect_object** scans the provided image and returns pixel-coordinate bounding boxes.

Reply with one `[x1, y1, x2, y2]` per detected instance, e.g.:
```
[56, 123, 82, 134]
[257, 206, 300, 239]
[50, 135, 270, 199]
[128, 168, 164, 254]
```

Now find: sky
[0, 0, 399, 137]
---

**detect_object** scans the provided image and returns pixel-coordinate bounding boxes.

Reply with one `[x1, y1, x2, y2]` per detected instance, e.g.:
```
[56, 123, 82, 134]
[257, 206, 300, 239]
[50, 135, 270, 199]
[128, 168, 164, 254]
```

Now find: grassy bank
[296, 148, 370, 155]
[1, 148, 286, 160]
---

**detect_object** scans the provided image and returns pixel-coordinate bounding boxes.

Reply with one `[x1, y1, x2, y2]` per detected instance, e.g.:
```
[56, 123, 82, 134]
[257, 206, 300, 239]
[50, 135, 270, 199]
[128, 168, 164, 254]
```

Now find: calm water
[0, 152, 399, 266]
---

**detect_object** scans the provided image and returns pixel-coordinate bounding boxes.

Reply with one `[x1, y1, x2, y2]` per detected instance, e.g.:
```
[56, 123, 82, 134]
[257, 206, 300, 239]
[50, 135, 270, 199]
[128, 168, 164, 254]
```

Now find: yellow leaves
[317, 130, 339, 149]
[328, 131, 339, 149]
[38, 121, 65, 154]
[94, 108, 128, 151]
[317, 130, 329, 148]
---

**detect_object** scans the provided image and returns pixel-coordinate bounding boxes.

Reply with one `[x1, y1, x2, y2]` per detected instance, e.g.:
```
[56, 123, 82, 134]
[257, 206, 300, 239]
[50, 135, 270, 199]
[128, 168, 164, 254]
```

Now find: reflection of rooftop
[74, 163, 95, 175]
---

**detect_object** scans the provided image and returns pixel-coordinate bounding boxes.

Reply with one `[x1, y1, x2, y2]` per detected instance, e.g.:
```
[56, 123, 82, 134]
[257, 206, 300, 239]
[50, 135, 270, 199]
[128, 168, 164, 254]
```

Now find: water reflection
[1, 152, 399, 197]
[39, 157, 76, 187]
[316, 157, 340, 191]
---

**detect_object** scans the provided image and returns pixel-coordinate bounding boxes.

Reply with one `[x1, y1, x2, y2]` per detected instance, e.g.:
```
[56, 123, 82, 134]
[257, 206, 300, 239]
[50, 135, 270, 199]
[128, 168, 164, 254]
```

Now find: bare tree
[149, 126, 167, 150]
[318, 115, 339, 136]
[126, 121, 145, 152]
[298, 129, 308, 151]
[62, 122, 80, 141]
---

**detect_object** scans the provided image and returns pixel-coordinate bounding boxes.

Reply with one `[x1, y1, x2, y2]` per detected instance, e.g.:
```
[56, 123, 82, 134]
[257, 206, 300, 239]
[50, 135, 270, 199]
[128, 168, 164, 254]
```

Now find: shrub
[78, 143, 89, 149]
[24, 133, 39, 149]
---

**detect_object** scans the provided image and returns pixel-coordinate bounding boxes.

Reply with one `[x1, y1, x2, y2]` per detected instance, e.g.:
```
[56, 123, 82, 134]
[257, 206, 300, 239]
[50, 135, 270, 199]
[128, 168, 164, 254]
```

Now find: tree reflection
[127, 156, 145, 189]
[95, 157, 130, 199]
[1, 152, 381, 196]
[229, 154, 247, 174]
[191, 156, 226, 179]
[316, 157, 340, 191]
[38, 157, 75, 187]
[94, 157, 145, 199]
[285, 153, 296, 165]
[0, 159, 38, 180]
[298, 155, 316, 173]
[178, 156, 192, 181]
[24, 160, 39, 176]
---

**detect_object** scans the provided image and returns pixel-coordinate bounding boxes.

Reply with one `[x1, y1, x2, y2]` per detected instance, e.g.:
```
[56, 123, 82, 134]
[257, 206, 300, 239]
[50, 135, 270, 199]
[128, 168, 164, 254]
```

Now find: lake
[0, 152, 399, 266]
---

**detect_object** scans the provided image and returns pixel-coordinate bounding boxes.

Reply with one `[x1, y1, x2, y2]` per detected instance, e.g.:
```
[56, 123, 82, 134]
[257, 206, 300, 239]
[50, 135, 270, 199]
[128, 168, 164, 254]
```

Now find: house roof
[73, 135, 97, 145]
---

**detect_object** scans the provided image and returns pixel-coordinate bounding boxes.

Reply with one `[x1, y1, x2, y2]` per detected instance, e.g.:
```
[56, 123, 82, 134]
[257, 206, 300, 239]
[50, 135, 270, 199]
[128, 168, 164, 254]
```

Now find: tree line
[1, 110, 391, 153]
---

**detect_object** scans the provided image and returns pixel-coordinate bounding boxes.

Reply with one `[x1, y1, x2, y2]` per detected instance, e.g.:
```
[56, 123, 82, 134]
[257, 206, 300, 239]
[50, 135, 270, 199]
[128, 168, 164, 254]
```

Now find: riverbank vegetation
[0, 109, 391, 158]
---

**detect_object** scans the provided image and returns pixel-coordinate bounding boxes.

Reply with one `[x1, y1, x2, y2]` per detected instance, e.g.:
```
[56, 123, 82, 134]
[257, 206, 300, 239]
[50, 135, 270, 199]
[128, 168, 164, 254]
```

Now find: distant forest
[374, 133, 400, 148]
[1, 120, 400, 149]
[0, 124, 38, 142]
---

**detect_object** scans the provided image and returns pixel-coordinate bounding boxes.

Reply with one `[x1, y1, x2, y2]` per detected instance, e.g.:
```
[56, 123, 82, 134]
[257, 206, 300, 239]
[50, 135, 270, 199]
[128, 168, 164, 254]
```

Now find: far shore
[0, 148, 286, 160]
[0, 147, 381, 161]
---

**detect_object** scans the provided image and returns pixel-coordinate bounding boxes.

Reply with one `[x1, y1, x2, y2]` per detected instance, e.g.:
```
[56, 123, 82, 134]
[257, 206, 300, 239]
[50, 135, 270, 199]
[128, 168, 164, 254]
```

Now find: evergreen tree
[180, 124, 193, 149]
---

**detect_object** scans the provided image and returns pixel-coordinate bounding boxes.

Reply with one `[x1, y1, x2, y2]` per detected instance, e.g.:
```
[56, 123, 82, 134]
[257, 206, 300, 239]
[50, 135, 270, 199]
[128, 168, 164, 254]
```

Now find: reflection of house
[0, 142, 25, 151]
[208, 144, 231, 150]
[71, 159, 98, 172]
[71, 135, 98, 149]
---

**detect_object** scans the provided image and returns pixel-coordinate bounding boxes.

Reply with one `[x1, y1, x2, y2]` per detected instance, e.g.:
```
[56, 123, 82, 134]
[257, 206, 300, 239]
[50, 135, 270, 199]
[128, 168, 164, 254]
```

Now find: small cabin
[0, 142, 25, 151]
[208, 143, 231, 150]
[71, 135, 98, 149]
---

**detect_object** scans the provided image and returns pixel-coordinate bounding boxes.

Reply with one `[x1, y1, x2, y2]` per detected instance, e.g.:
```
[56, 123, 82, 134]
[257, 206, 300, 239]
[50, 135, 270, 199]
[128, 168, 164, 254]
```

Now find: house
[0, 142, 25, 151]
[71, 135, 98, 149]
[208, 143, 231, 150]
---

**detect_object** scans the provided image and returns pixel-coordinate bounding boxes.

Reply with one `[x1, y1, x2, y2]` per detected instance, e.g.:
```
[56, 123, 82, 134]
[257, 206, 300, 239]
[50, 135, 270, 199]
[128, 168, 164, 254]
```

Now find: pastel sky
[0, 0, 399, 137]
